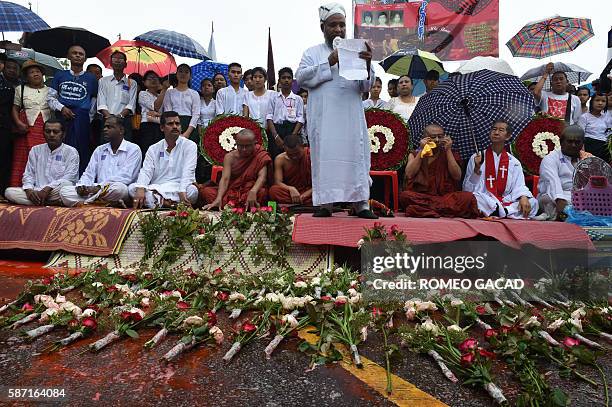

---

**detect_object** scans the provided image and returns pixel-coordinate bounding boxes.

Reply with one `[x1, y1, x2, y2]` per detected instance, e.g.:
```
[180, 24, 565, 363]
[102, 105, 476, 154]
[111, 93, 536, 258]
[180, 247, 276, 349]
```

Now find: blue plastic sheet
[565, 206, 612, 226]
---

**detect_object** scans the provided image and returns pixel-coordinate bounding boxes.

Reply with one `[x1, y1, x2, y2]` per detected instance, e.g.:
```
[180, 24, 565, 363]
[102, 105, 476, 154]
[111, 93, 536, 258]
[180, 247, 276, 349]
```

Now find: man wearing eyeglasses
[97, 51, 137, 143]
[201, 129, 272, 210]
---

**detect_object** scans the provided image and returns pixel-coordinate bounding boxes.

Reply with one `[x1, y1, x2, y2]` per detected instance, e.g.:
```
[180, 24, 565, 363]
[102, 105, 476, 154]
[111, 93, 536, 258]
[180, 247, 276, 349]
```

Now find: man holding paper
[296, 2, 378, 219]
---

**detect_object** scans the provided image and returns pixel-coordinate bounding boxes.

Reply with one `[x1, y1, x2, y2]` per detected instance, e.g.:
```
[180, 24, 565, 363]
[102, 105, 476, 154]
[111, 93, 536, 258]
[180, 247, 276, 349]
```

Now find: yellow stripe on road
[298, 328, 448, 407]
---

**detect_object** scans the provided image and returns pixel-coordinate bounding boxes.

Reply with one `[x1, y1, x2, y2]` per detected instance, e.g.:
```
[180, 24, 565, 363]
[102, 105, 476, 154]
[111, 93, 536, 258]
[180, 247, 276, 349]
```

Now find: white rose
[60, 301, 77, 312]
[569, 318, 583, 332]
[39, 308, 58, 322]
[265, 293, 280, 303]
[547, 318, 565, 332]
[405, 306, 417, 321]
[184, 315, 205, 327]
[55, 294, 66, 304]
[136, 289, 151, 298]
[34, 294, 53, 304]
[82, 308, 97, 317]
[210, 326, 224, 344]
[293, 281, 308, 289]
[404, 300, 416, 310]
[523, 316, 541, 328]
[109, 267, 122, 275]
[229, 293, 246, 301]
[420, 318, 439, 334]
[311, 277, 321, 286]
[348, 293, 362, 304]
[334, 267, 344, 275]
[417, 301, 437, 312]
[282, 314, 299, 328]
[447, 324, 462, 332]
[347, 288, 359, 297]
[140, 297, 150, 307]
[570, 308, 586, 320]
[450, 299, 463, 307]
[357, 239, 365, 249]
[92, 282, 104, 288]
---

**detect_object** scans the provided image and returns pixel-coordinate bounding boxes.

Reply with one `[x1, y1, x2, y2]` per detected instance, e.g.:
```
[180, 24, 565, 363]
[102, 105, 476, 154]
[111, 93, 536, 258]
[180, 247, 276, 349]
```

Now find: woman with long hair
[577, 93, 611, 162]
[162, 64, 200, 142]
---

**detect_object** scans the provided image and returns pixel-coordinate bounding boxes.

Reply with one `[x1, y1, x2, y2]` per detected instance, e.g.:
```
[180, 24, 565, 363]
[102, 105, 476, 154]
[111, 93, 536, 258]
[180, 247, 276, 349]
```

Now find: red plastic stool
[524, 174, 539, 198]
[369, 170, 399, 211]
[211, 165, 223, 183]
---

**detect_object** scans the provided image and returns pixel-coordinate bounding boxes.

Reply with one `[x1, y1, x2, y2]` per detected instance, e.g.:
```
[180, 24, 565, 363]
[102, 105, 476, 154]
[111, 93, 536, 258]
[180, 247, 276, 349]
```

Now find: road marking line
[298, 327, 448, 407]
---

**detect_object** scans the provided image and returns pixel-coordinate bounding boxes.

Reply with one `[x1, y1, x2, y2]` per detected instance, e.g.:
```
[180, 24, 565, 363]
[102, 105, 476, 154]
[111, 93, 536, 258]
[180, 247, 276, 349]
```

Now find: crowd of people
[0, 2, 610, 223]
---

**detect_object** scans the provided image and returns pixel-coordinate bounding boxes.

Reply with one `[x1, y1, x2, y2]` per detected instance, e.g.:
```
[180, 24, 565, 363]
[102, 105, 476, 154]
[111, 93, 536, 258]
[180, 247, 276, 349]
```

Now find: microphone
[332, 36, 342, 50]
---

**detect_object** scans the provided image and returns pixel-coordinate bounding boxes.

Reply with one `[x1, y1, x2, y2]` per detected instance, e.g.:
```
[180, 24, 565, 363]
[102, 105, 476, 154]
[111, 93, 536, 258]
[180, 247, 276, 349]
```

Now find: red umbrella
[96, 39, 177, 77]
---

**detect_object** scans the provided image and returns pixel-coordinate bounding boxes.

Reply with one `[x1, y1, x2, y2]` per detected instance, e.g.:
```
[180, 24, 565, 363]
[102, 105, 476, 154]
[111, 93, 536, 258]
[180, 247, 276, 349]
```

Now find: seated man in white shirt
[129, 111, 198, 208]
[538, 125, 592, 220]
[533, 63, 582, 125]
[5, 120, 79, 206]
[463, 120, 538, 219]
[60, 115, 142, 207]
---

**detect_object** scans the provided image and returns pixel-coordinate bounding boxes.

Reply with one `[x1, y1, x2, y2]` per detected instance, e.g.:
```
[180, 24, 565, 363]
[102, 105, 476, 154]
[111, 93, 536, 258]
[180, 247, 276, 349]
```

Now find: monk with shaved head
[201, 129, 272, 209]
[269, 134, 312, 205]
[399, 124, 479, 218]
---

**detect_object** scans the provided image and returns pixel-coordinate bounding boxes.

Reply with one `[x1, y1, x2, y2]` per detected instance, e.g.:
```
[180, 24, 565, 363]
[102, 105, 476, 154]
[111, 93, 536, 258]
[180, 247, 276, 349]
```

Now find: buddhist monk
[201, 129, 272, 210]
[269, 134, 312, 205]
[400, 124, 479, 218]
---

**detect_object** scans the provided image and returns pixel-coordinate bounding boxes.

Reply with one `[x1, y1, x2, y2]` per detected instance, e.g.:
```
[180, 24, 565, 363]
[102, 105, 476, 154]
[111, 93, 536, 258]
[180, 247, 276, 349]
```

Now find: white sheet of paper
[337, 39, 368, 81]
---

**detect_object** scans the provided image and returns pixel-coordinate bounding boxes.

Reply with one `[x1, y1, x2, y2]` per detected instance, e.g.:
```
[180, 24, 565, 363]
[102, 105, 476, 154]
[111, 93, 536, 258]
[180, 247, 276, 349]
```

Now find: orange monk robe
[269, 148, 313, 205]
[199, 145, 272, 207]
[399, 151, 479, 218]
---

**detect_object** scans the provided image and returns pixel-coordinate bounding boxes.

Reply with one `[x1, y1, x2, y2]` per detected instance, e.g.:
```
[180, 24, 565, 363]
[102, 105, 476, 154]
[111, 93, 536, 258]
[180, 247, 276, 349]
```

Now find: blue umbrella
[0, 1, 49, 35]
[190, 60, 228, 91]
[134, 29, 209, 60]
[408, 70, 535, 160]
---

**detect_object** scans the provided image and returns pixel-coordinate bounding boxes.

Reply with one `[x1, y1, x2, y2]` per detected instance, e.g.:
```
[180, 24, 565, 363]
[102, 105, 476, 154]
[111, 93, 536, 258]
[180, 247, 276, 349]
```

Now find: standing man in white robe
[129, 111, 198, 208]
[5, 120, 79, 206]
[60, 115, 141, 207]
[296, 2, 378, 218]
[538, 125, 592, 221]
[463, 120, 538, 219]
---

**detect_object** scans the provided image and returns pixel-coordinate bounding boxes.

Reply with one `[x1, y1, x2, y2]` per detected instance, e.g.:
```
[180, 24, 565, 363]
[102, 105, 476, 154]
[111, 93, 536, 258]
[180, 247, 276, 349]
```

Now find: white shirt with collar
[135, 136, 197, 192]
[78, 139, 142, 186]
[538, 149, 576, 202]
[266, 91, 305, 124]
[97, 74, 137, 115]
[215, 85, 248, 115]
[22, 143, 79, 190]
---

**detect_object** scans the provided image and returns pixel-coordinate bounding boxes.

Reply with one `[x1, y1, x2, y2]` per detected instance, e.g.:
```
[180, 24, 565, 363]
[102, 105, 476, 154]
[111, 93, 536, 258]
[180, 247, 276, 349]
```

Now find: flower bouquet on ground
[327, 302, 370, 368]
[365, 108, 410, 171]
[162, 312, 223, 362]
[20, 294, 85, 341]
[370, 303, 402, 394]
[223, 311, 271, 362]
[200, 114, 267, 166]
[511, 113, 566, 175]
[44, 306, 99, 352]
[264, 310, 309, 359]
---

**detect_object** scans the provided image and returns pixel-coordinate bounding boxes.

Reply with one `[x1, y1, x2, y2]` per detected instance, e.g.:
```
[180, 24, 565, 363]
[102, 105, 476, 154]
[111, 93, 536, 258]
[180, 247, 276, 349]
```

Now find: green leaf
[550, 389, 569, 406]
[192, 326, 209, 337]
[181, 335, 193, 344]
[125, 329, 139, 339]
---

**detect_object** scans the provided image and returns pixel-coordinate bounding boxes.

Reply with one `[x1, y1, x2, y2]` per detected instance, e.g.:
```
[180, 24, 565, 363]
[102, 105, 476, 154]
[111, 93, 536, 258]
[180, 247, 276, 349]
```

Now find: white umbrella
[457, 56, 515, 76]
[521, 62, 592, 90]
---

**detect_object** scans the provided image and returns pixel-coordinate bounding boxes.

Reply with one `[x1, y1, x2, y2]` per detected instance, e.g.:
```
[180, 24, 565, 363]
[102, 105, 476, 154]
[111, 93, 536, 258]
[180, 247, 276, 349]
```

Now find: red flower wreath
[365, 108, 410, 171]
[511, 113, 566, 175]
[200, 115, 268, 165]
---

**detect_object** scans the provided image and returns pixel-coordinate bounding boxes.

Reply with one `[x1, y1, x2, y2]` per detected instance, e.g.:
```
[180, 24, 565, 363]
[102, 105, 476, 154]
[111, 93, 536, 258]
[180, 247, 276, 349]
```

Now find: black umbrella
[25, 26, 110, 58]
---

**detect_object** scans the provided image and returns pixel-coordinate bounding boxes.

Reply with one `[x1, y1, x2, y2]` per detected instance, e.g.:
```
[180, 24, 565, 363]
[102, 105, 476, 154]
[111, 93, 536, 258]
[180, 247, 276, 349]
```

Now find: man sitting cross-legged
[399, 124, 479, 218]
[201, 129, 272, 210]
[269, 134, 312, 205]
[463, 120, 538, 219]
[5, 119, 79, 206]
[60, 115, 141, 207]
[129, 111, 198, 209]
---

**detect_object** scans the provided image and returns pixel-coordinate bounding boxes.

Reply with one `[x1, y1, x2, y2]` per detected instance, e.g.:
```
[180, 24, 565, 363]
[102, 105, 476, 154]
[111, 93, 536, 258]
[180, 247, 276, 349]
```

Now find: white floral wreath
[368, 125, 395, 154]
[531, 131, 560, 159]
[219, 126, 244, 152]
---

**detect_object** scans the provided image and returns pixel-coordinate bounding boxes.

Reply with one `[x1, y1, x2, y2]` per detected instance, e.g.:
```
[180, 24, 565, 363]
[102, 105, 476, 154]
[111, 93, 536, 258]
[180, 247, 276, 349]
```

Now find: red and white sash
[485, 148, 510, 206]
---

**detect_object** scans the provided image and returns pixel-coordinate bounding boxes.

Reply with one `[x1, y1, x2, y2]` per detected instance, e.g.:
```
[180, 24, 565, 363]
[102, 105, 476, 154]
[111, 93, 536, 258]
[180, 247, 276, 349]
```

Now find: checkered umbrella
[506, 16, 594, 59]
[134, 29, 209, 60]
[408, 70, 535, 160]
[0, 1, 49, 33]
[190, 60, 229, 91]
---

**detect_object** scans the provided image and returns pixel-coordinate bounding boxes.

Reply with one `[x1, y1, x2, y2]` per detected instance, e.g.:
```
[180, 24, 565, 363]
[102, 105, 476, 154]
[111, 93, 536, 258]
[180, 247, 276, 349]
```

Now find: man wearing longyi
[296, 2, 378, 219]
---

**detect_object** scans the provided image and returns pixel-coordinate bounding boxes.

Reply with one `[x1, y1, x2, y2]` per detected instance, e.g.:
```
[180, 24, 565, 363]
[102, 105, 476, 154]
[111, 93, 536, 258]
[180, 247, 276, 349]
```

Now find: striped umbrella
[408, 70, 535, 160]
[97, 40, 177, 77]
[506, 16, 594, 59]
[134, 29, 209, 60]
[379, 48, 445, 79]
[0, 1, 49, 34]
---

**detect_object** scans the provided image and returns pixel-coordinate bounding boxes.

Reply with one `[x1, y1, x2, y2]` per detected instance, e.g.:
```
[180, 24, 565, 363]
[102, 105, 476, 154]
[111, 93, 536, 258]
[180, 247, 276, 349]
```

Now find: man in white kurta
[463, 121, 538, 219]
[60, 116, 141, 207]
[5, 120, 79, 206]
[296, 2, 378, 218]
[129, 111, 198, 208]
[537, 125, 592, 220]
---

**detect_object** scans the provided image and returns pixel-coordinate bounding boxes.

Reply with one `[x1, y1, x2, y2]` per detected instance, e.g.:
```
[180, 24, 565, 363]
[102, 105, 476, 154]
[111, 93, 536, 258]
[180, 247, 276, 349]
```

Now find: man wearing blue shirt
[47, 45, 98, 174]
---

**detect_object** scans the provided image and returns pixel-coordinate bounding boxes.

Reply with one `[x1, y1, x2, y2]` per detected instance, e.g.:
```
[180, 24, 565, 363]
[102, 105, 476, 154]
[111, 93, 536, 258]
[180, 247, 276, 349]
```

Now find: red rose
[334, 297, 347, 307]
[320, 295, 332, 301]
[106, 285, 118, 293]
[199, 228, 206, 234]
[213, 268, 223, 276]
[250, 207, 258, 213]
[217, 291, 229, 301]
[178, 211, 189, 218]
[120, 311, 132, 321]
[131, 311, 143, 322]
[458, 338, 478, 353]
[500, 326, 511, 335]
[207, 310, 217, 327]
[227, 200, 236, 207]
[21, 303, 34, 312]
[484, 329, 498, 339]
[81, 317, 98, 330]
[167, 211, 177, 217]
[122, 274, 137, 282]
[42, 277, 52, 285]
[67, 318, 80, 329]
[176, 301, 190, 310]
[281, 207, 289, 214]
[475, 305, 487, 315]
[562, 337, 580, 348]
[478, 348, 495, 359]
[371, 307, 382, 318]
[389, 225, 399, 235]
[373, 222, 383, 229]
[86, 304, 100, 313]
[460, 352, 475, 366]
[242, 322, 257, 333]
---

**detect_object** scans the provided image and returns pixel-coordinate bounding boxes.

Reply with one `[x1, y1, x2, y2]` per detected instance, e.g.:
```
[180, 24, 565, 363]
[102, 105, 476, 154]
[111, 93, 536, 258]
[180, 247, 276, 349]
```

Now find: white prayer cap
[319, 2, 346, 22]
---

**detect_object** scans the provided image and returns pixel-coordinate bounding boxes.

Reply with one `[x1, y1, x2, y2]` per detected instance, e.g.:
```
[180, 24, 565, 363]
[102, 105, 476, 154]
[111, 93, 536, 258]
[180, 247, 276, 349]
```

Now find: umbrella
[408, 70, 535, 160]
[96, 40, 177, 77]
[134, 29, 209, 60]
[191, 60, 229, 91]
[506, 16, 594, 59]
[2, 47, 62, 75]
[457, 56, 515, 76]
[0, 1, 49, 34]
[379, 48, 445, 79]
[25, 26, 110, 58]
[521, 62, 592, 90]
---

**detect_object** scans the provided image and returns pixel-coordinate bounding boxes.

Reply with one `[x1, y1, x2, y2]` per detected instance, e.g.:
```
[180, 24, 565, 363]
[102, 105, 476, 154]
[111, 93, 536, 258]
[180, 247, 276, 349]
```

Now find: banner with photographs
[353, 0, 499, 61]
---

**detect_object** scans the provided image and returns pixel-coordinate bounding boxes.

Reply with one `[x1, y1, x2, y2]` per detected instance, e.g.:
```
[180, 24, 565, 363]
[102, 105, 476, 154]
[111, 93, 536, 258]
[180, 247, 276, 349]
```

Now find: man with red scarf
[463, 120, 538, 219]
[269, 134, 312, 205]
[399, 124, 479, 218]
[201, 129, 271, 209]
